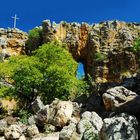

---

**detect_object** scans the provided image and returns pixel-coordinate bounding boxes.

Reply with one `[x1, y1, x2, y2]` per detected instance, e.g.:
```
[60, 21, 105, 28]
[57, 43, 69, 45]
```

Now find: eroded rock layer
[1, 20, 140, 84]
[41, 20, 140, 83]
[0, 28, 28, 56]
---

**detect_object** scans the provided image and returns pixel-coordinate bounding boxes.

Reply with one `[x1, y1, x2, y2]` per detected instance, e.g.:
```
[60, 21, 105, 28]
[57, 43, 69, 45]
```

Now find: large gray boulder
[101, 113, 138, 140]
[59, 123, 76, 140]
[102, 86, 137, 111]
[77, 111, 103, 139]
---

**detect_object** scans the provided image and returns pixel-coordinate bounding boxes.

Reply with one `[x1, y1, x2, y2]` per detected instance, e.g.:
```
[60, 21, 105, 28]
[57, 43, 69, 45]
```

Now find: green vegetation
[131, 38, 140, 52]
[26, 27, 43, 55]
[95, 52, 107, 62]
[0, 42, 89, 109]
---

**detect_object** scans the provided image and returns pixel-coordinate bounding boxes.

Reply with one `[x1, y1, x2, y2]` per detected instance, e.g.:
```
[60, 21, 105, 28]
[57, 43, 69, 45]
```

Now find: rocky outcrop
[40, 20, 140, 83]
[0, 28, 28, 59]
[0, 98, 139, 140]
[1, 20, 139, 84]
[102, 86, 137, 111]
[101, 113, 138, 140]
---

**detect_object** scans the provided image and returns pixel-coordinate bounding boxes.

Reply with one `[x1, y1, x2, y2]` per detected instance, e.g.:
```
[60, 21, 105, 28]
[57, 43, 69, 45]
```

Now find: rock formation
[0, 28, 28, 58]
[40, 20, 140, 83]
[1, 20, 140, 84]
[101, 113, 138, 140]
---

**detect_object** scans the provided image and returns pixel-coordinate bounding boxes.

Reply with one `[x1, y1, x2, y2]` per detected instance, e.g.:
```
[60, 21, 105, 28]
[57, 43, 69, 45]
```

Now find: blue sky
[1, 0, 140, 75]
[0, 0, 140, 31]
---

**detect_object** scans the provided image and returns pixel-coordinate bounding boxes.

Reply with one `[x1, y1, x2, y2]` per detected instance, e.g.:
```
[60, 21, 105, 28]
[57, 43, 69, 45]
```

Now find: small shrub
[95, 52, 107, 62]
[131, 38, 140, 52]
[15, 109, 31, 124]
[26, 27, 42, 55]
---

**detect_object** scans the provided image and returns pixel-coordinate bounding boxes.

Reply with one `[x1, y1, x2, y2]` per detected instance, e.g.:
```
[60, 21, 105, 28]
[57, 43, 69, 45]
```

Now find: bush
[95, 52, 107, 62]
[26, 27, 42, 55]
[131, 38, 140, 53]
[0, 42, 89, 108]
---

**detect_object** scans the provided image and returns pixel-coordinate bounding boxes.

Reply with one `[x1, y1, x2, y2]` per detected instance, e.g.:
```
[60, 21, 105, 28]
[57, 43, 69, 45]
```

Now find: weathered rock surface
[77, 111, 103, 139]
[0, 97, 139, 140]
[31, 97, 44, 114]
[59, 118, 77, 140]
[26, 125, 39, 137]
[1, 20, 140, 84]
[36, 20, 140, 84]
[31, 132, 59, 140]
[4, 125, 26, 140]
[102, 86, 137, 111]
[0, 119, 7, 136]
[0, 137, 5, 140]
[101, 113, 138, 140]
[35, 99, 73, 127]
[0, 28, 27, 60]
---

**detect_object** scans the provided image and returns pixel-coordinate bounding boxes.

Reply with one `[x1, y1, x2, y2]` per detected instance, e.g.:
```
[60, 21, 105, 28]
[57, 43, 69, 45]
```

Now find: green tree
[0, 56, 43, 107]
[26, 27, 43, 55]
[0, 42, 89, 108]
[34, 42, 88, 102]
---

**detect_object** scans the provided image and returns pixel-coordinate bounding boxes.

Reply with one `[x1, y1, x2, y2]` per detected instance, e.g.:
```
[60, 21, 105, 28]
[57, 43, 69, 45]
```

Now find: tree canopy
[0, 42, 89, 108]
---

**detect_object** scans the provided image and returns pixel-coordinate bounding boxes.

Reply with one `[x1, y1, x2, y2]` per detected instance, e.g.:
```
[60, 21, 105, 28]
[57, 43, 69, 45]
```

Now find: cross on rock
[12, 14, 19, 29]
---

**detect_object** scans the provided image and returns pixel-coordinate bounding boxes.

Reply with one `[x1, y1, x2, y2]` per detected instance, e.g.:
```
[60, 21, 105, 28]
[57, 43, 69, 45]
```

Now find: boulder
[102, 86, 137, 111]
[26, 125, 39, 137]
[0, 119, 7, 136]
[101, 113, 138, 140]
[0, 137, 5, 140]
[77, 111, 103, 139]
[18, 135, 26, 140]
[4, 125, 26, 140]
[28, 115, 36, 125]
[34, 105, 50, 128]
[44, 124, 56, 134]
[51, 100, 73, 127]
[72, 102, 81, 118]
[35, 99, 73, 127]
[31, 97, 44, 113]
[59, 120, 77, 140]
[31, 132, 59, 140]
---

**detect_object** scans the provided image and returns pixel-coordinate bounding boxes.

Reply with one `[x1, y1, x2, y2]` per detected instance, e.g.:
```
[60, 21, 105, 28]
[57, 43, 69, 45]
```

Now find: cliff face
[0, 28, 28, 56]
[41, 20, 140, 83]
[1, 21, 140, 84]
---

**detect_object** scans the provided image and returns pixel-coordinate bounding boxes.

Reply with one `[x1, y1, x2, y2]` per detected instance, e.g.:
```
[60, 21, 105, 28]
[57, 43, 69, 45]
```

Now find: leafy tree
[34, 42, 77, 75]
[0, 42, 89, 108]
[34, 42, 88, 102]
[0, 56, 43, 107]
[26, 27, 43, 55]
